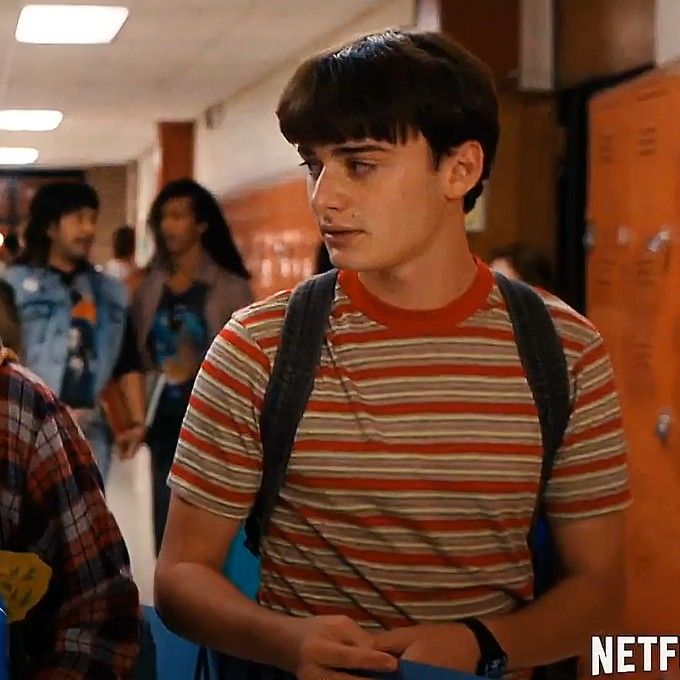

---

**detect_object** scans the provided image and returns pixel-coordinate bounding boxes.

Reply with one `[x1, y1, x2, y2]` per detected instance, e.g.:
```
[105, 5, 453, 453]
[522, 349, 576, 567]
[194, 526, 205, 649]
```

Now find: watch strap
[459, 617, 508, 678]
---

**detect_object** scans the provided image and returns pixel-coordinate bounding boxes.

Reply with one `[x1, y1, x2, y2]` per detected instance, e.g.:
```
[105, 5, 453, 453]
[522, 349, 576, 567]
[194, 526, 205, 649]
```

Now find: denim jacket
[4, 264, 128, 398]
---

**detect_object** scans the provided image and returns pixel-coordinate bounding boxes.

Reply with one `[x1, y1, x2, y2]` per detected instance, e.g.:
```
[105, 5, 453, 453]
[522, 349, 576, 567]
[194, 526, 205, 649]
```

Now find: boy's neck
[358, 226, 477, 311]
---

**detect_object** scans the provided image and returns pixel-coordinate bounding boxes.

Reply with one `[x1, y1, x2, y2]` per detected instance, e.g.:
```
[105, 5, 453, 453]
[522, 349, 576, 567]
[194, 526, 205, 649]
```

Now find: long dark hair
[18, 181, 99, 266]
[147, 178, 250, 279]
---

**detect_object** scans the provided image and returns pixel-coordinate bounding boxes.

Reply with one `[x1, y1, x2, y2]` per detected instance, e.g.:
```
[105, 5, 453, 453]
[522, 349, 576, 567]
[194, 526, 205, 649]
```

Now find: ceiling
[0, 0, 385, 168]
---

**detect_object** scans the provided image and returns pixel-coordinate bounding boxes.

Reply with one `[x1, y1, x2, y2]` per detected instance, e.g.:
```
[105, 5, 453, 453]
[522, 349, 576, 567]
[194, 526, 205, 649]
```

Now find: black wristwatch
[459, 617, 508, 679]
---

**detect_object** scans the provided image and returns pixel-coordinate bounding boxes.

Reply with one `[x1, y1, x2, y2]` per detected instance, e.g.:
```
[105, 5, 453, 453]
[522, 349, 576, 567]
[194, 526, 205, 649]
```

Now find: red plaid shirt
[0, 351, 140, 678]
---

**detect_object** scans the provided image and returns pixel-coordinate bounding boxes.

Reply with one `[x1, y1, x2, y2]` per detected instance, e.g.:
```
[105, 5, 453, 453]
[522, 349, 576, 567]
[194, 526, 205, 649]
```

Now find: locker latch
[655, 409, 672, 445]
[647, 228, 672, 253]
[584, 222, 596, 251]
[616, 225, 630, 246]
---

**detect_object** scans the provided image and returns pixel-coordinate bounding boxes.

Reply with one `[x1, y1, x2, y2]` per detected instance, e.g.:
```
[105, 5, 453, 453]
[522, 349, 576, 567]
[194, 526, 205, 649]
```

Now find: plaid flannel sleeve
[24, 396, 140, 679]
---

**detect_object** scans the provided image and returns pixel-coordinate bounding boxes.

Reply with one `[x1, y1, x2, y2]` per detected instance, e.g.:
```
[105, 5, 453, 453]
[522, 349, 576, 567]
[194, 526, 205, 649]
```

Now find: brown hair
[277, 30, 499, 213]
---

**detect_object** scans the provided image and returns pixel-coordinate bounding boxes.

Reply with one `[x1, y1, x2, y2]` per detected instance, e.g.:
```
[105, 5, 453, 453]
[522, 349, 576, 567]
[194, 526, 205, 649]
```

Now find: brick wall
[223, 177, 320, 300]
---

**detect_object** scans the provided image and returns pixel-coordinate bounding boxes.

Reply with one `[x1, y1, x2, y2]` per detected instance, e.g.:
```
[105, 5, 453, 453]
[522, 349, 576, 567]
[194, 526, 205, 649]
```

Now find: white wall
[655, 0, 680, 64]
[134, 144, 160, 266]
[194, 0, 415, 198]
[86, 165, 129, 266]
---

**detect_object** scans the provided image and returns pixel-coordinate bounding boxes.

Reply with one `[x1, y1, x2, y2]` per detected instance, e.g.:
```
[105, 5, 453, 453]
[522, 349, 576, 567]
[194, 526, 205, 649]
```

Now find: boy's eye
[347, 159, 375, 176]
[300, 160, 322, 179]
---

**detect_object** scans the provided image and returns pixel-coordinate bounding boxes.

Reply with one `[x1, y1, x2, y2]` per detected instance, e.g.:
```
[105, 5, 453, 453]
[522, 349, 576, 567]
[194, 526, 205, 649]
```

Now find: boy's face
[48, 206, 97, 264]
[300, 133, 481, 275]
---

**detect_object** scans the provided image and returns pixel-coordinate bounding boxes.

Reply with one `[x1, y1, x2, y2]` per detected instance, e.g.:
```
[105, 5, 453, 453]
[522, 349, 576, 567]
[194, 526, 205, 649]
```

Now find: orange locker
[587, 87, 631, 378]
[588, 68, 680, 643]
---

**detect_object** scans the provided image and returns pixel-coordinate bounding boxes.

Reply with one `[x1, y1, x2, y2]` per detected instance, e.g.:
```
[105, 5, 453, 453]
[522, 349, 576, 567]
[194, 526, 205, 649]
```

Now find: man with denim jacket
[4, 181, 146, 479]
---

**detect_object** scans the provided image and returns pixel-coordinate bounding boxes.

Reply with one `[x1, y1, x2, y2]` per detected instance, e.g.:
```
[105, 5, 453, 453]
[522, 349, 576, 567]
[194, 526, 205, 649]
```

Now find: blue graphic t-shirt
[56, 268, 98, 409]
[150, 283, 209, 421]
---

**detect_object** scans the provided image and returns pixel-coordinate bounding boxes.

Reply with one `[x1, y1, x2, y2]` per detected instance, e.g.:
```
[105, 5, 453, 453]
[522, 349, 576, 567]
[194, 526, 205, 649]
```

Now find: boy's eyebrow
[332, 143, 390, 156]
[297, 143, 391, 158]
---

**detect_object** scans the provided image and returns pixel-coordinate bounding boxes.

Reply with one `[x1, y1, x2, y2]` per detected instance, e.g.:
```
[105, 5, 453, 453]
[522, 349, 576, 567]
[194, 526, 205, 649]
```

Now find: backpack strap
[495, 273, 578, 680]
[493, 272, 571, 545]
[244, 270, 339, 556]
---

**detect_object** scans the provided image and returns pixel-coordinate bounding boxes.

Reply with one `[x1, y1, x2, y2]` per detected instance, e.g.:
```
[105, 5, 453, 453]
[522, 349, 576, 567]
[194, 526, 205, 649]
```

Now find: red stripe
[179, 427, 261, 472]
[259, 589, 410, 627]
[201, 360, 263, 408]
[552, 452, 627, 479]
[260, 335, 279, 351]
[293, 439, 542, 457]
[574, 339, 607, 373]
[262, 561, 533, 602]
[240, 307, 286, 328]
[293, 502, 533, 532]
[549, 306, 594, 331]
[574, 380, 616, 409]
[331, 326, 518, 346]
[317, 363, 527, 380]
[285, 473, 537, 494]
[217, 327, 270, 372]
[547, 489, 630, 514]
[269, 526, 530, 567]
[562, 418, 622, 447]
[561, 336, 587, 353]
[254, 325, 584, 356]
[171, 464, 255, 506]
[305, 400, 538, 416]
[188, 394, 258, 439]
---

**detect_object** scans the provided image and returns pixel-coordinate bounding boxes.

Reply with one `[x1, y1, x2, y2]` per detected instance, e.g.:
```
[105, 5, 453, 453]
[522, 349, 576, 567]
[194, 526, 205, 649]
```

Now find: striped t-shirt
[170, 260, 629, 630]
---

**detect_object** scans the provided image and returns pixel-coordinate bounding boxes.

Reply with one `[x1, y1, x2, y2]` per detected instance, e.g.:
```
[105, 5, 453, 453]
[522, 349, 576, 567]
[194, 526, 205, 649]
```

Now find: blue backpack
[196, 270, 574, 680]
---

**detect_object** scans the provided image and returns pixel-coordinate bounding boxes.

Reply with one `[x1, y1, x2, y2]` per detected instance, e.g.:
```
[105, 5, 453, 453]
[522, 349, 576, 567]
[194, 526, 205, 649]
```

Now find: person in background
[0, 342, 140, 678]
[130, 177, 253, 554]
[4, 233, 20, 260]
[105, 224, 137, 281]
[0, 232, 21, 273]
[0, 279, 20, 354]
[489, 242, 554, 291]
[3, 181, 146, 480]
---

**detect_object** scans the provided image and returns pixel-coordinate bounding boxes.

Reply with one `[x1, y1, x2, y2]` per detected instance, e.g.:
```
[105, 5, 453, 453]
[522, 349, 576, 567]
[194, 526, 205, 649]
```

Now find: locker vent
[635, 255, 654, 288]
[638, 125, 658, 157]
[597, 132, 615, 163]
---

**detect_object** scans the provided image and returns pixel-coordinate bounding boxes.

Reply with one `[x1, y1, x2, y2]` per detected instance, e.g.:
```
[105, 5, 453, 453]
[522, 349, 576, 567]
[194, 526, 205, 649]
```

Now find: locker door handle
[655, 409, 672, 444]
[617, 225, 631, 246]
[584, 222, 596, 251]
[647, 228, 671, 253]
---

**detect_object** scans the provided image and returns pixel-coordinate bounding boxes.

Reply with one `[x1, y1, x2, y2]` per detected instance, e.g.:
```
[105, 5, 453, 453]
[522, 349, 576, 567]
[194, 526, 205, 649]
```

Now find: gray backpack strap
[244, 270, 339, 556]
[493, 271, 571, 534]
[495, 273, 577, 680]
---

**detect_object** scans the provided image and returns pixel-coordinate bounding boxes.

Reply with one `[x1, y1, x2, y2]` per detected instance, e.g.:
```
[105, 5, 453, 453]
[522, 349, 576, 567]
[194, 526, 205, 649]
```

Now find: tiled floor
[105, 444, 156, 606]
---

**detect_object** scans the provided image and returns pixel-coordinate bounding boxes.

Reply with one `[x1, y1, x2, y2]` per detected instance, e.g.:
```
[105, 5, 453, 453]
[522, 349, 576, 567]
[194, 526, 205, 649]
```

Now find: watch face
[484, 656, 508, 679]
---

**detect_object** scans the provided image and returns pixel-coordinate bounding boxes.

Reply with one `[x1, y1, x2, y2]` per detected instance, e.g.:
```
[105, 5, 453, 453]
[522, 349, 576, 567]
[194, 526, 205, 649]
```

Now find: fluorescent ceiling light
[0, 109, 63, 131]
[15, 5, 129, 45]
[0, 147, 39, 165]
